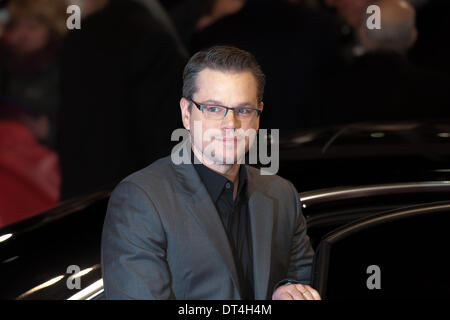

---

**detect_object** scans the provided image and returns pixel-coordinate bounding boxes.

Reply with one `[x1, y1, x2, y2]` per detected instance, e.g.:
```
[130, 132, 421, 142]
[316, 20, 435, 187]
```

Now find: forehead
[193, 68, 258, 104]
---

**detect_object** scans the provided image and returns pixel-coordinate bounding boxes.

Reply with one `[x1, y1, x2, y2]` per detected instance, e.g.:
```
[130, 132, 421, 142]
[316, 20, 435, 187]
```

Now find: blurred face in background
[3, 15, 49, 56]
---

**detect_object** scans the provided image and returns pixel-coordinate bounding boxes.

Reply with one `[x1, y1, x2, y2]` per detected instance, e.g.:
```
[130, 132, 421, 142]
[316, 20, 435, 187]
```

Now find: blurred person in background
[58, 0, 187, 200]
[163, 0, 324, 47]
[358, 0, 417, 54]
[0, 97, 60, 228]
[0, 0, 67, 150]
[311, 0, 450, 126]
[333, 0, 369, 29]
[160, 0, 225, 47]
[326, 0, 450, 72]
[188, 0, 342, 132]
[134, 0, 188, 57]
[194, 0, 246, 32]
[324, 0, 370, 60]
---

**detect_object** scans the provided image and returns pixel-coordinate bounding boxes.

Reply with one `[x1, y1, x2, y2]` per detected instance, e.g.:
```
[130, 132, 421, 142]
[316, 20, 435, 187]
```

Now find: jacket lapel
[171, 158, 242, 298]
[247, 168, 274, 300]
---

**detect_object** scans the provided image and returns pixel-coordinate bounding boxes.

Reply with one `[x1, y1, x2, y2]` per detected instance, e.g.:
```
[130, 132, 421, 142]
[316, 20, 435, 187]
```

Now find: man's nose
[222, 109, 240, 128]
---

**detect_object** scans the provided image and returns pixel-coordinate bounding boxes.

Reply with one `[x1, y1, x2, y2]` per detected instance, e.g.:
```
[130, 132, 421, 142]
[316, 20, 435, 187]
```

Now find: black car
[1, 121, 449, 299]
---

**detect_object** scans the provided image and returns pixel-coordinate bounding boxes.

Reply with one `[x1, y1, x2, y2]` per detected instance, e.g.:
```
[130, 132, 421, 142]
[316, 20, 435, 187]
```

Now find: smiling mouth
[221, 136, 246, 144]
[209, 135, 245, 143]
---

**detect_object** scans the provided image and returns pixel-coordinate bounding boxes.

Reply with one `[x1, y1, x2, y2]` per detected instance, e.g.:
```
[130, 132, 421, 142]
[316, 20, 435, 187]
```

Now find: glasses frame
[187, 98, 262, 120]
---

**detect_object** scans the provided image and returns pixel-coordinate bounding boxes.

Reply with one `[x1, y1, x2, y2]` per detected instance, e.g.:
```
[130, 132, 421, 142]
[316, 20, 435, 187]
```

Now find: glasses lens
[203, 105, 226, 119]
[202, 105, 259, 121]
[236, 108, 257, 120]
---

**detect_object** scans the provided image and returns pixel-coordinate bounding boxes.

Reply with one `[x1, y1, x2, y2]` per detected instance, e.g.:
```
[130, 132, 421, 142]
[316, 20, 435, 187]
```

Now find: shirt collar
[192, 151, 248, 203]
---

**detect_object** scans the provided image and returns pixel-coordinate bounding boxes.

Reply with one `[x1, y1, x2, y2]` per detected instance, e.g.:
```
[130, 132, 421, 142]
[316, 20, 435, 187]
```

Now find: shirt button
[226, 183, 231, 189]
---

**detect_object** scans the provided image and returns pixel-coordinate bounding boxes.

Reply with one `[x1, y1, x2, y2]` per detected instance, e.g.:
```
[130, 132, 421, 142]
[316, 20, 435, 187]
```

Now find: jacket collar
[192, 153, 248, 204]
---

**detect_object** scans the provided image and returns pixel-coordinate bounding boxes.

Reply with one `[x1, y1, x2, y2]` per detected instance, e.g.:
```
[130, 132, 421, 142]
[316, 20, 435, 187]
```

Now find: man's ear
[259, 101, 264, 113]
[180, 97, 191, 131]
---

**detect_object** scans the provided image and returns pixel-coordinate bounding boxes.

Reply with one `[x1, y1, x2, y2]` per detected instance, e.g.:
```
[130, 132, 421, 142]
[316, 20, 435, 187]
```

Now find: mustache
[209, 134, 246, 141]
[203, 129, 255, 140]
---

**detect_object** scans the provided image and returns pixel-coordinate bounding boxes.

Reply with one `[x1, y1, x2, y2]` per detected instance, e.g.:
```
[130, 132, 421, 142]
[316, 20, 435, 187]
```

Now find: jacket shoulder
[120, 156, 175, 189]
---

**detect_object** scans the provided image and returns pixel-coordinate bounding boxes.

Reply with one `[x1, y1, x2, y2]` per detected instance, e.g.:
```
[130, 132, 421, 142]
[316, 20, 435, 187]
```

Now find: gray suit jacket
[101, 155, 314, 300]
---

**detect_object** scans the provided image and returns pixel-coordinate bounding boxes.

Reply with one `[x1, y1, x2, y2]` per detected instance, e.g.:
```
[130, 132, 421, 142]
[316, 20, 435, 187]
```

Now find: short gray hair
[182, 46, 265, 110]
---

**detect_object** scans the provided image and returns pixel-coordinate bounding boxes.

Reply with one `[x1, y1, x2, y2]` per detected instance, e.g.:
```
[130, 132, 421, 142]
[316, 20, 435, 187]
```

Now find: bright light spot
[2, 256, 19, 264]
[0, 233, 13, 243]
[293, 134, 315, 144]
[18, 275, 65, 299]
[71, 267, 94, 279]
[370, 132, 385, 138]
[437, 132, 450, 138]
[67, 279, 104, 300]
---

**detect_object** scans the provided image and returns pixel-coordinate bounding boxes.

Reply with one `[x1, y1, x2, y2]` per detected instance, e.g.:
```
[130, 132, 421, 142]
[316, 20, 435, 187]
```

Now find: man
[102, 46, 320, 300]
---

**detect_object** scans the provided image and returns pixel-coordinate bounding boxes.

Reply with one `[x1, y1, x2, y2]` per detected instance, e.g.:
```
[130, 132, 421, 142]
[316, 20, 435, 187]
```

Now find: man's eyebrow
[200, 99, 224, 105]
[235, 102, 257, 108]
[200, 100, 257, 108]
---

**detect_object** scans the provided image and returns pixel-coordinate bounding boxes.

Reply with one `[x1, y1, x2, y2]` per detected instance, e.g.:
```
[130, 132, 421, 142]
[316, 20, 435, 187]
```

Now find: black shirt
[193, 159, 254, 300]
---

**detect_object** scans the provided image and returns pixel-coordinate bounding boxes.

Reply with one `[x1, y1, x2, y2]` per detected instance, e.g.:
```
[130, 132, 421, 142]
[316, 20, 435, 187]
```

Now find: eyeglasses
[187, 98, 262, 121]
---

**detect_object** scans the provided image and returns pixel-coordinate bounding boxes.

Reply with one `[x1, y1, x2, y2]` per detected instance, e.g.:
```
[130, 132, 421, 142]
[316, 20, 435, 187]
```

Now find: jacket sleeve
[101, 181, 174, 299]
[274, 181, 315, 292]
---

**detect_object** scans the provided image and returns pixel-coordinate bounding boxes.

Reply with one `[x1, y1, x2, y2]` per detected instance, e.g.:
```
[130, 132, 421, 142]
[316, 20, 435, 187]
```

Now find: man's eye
[238, 108, 250, 114]
[206, 106, 222, 113]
